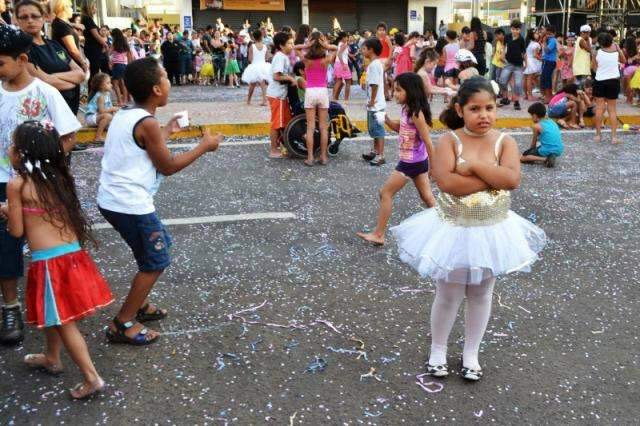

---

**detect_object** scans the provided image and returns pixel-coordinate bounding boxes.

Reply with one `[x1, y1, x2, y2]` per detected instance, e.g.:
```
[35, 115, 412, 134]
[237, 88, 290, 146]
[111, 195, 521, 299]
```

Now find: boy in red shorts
[267, 32, 296, 158]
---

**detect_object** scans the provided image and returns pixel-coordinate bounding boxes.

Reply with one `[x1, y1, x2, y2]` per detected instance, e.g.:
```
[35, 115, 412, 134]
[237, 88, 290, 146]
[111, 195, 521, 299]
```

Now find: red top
[379, 36, 391, 58]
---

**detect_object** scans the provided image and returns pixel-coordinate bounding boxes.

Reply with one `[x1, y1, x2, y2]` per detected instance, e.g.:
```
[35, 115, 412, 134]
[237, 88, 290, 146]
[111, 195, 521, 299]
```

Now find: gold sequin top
[436, 132, 511, 227]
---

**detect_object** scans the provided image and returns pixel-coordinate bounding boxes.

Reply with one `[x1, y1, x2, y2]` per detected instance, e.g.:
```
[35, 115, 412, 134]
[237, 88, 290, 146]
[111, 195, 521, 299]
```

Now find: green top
[296, 76, 305, 103]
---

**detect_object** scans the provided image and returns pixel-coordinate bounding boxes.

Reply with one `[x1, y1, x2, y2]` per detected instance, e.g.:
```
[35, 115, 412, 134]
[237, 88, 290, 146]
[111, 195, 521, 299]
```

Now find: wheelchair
[282, 86, 360, 159]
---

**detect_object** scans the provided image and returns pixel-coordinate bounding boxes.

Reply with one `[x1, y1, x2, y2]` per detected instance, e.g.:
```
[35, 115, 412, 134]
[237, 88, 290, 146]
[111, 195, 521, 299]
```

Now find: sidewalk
[77, 85, 640, 142]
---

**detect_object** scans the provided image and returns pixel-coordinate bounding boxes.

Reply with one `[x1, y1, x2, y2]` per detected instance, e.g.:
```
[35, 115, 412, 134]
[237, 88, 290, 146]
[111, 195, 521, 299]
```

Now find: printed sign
[200, 0, 285, 10]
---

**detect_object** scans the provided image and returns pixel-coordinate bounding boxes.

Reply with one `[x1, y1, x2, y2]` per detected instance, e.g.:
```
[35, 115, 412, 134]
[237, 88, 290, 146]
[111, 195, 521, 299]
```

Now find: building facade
[192, 0, 454, 34]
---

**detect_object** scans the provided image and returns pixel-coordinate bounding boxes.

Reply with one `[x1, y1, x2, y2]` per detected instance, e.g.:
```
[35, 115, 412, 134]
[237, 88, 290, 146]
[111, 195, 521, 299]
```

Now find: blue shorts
[99, 208, 172, 272]
[111, 63, 127, 80]
[367, 110, 386, 138]
[548, 98, 568, 118]
[540, 61, 556, 90]
[0, 183, 23, 278]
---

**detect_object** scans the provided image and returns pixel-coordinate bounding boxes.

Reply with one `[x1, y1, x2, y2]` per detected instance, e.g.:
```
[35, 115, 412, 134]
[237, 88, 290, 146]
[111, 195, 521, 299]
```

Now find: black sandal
[136, 303, 168, 322]
[106, 317, 159, 346]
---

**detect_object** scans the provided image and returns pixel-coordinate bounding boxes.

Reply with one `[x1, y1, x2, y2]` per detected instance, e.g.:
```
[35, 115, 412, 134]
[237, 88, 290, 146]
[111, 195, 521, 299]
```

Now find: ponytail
[439, 95, 464, 129]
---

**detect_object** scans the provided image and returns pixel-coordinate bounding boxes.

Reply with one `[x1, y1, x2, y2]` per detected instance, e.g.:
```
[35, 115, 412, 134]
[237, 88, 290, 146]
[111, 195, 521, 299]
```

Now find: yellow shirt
[492, 40, 505, 68]
[573, 39, 591, 76]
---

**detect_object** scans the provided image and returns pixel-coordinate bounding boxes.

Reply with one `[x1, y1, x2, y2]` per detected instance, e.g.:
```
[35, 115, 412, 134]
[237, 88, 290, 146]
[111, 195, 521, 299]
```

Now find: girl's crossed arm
[432, 134, 490, 197]
[465, 135, 521, 190]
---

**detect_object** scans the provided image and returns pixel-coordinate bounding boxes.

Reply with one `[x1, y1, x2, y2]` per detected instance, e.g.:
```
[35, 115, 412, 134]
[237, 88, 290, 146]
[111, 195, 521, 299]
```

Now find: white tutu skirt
[524, 59, 542, 75]
[391, 209, 546, 285]
[241, 62, 272, 83]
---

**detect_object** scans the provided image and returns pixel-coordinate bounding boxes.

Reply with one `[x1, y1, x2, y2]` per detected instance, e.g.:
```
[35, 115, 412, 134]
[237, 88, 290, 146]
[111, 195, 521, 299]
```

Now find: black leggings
[164, 61, 181, 85]
[86, 48, 109, 79]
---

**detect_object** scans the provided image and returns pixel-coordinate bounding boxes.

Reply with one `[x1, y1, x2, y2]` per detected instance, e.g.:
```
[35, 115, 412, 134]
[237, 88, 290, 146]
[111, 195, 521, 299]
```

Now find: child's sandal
[425, 363, 449, 377]
[136, 303, 168, 322]
[106, 317, 159, 346]
[461, 366, 483, 381]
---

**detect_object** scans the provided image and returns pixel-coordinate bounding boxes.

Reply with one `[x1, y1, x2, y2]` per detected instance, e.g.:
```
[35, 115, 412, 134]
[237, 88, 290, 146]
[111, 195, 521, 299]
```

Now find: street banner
[199, 0, 285, 10]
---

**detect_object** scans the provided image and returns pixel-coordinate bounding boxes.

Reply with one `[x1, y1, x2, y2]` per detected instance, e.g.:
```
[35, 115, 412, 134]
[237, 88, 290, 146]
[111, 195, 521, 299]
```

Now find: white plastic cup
[175, 111, 189, 128]
[374, 111, 386, 125]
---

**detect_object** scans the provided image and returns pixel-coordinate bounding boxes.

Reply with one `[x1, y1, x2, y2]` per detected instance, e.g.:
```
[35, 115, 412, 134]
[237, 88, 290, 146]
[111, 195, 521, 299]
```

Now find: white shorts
[85, 114, 97, 127]
[304, 87, 329, 109]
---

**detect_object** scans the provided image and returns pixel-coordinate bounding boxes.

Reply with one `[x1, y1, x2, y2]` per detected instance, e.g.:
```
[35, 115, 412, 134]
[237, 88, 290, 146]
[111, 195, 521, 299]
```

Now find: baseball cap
[455, 49, 477, 64]
[580, 25, 591, 33]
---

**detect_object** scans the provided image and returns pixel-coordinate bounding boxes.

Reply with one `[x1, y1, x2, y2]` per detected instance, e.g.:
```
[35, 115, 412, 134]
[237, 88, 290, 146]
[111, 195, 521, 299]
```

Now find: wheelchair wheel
[328, 140, 341, 157]
[283, 114, 320, 159]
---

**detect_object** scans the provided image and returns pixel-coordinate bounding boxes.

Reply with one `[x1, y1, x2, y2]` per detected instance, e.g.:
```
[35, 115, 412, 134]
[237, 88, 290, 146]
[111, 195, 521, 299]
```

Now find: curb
[75, 115, 640, 143]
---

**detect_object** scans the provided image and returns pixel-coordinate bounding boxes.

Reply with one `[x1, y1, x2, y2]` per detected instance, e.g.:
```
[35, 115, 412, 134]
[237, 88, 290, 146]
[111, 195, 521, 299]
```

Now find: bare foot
[269, 152, 285, 159]
[319, 157, 329, 165]
[24, 353, 63, 375]
[259, 101, 267, 106]
[611, 138, 620, 145]
[303, 159, 314, 167]
[594, 134, 602, 143]
[70, 377, 105, 400]
[356, 231, 385, 246]
[569, 123, 581, 130]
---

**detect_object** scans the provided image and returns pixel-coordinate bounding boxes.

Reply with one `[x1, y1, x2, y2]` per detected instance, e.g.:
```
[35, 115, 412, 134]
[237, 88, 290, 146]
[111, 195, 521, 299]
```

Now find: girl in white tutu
[242, 29, 271, 106]
[391, 77, 546, 381]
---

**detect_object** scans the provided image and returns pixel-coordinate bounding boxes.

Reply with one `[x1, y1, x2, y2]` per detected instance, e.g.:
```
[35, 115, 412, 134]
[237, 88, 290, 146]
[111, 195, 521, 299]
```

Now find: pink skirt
[333, 61, 352, 80]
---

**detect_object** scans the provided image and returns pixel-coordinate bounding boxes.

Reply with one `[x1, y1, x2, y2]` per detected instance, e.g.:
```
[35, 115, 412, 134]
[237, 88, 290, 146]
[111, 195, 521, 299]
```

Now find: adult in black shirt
[201, 25, 213, 53]
[17, 0, 85, 114]
[161, 32, 182, 85]
[80, 0, 108, 78]
[469, 17, 486, 75]
[51, 0, 87, 72]
[0, 0, 13, 25]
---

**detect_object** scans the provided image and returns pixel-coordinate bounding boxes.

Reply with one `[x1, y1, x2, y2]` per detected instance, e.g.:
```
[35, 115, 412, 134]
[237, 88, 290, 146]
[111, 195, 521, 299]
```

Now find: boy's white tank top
[97, 107, 158, 215]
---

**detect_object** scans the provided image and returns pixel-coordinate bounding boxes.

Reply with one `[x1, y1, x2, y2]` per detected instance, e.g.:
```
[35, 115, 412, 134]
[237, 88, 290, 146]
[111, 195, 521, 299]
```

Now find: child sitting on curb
[548, 83, 582, 129]
[521, 102, 564, 168]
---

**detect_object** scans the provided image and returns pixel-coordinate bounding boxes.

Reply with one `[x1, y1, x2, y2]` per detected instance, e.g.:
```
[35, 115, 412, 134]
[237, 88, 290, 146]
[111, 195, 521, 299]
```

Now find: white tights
[428, 276, 496, 370]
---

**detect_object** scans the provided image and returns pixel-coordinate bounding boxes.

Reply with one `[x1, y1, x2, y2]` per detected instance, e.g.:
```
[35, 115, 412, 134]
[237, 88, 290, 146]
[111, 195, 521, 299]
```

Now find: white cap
[580, 24, 591, 33]
[455, 49, 477, 64]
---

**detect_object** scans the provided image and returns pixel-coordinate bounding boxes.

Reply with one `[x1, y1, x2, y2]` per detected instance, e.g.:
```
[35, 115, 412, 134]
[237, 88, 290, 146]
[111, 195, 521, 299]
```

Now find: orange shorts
[268, 97, 292, 130]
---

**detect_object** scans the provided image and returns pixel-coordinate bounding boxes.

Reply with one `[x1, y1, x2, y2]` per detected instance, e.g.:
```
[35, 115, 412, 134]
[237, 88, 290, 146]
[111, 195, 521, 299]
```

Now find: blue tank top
[85, 91, 113, 116]
[538, 119, 563, 157]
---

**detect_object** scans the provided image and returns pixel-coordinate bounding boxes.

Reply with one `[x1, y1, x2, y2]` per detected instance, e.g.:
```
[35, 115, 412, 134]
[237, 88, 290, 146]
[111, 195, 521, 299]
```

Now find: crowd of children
[7, 8, 640, 400]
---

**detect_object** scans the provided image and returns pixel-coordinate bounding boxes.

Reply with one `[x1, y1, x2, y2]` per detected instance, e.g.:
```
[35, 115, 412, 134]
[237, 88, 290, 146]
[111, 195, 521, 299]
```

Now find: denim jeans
[500, 63, 524, 96]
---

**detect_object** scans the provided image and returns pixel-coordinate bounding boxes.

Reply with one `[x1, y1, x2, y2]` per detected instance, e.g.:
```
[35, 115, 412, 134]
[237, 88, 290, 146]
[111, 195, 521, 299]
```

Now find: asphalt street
[0, 130, 638, 424]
